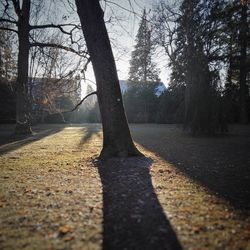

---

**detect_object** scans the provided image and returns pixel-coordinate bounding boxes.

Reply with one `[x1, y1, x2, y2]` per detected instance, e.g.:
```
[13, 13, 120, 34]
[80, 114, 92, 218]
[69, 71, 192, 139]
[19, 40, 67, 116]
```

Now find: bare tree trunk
[15, 0, 32, 134]
[239, 1, 248, 124]
[75, 0, 142, 159]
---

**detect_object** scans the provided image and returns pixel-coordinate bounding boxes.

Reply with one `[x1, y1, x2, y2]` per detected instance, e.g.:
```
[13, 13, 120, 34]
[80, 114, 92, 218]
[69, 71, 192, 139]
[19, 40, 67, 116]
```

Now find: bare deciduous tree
[0, 0, 88, 134]
[75, 0, 142, 159]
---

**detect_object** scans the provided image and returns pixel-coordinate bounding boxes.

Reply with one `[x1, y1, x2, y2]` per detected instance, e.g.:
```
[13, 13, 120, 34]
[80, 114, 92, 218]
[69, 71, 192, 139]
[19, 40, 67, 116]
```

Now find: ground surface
[0, 124, 249, 250]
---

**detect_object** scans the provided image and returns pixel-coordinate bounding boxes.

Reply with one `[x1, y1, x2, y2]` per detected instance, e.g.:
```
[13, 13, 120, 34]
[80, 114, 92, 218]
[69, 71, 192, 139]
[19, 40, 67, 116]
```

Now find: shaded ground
[98, 157, 181, 250]
[0, 124, 249, 250]
[131, 124, 250, 209]
[0, 124, 64, 156]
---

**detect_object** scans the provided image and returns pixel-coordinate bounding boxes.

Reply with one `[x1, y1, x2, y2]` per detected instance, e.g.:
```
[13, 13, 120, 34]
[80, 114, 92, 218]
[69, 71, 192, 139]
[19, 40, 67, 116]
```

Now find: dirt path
[0, 124, 249, 250]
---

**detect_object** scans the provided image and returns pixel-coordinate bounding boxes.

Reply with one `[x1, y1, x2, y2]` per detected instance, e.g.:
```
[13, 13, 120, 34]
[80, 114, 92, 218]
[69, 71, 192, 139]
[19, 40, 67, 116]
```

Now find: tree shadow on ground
[79, 124, 101, 145]
[97, 157, 182, 250]
[131, 124, 250, 209]
[0, 125, 64, 156]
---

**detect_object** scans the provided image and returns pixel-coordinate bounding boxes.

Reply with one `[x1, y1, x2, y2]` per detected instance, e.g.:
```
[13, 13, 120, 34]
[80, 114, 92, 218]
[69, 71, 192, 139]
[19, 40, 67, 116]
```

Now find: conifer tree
[128, 9, 159, 84]
[173, 0, 226, 134]
[220, 0, 249, 123]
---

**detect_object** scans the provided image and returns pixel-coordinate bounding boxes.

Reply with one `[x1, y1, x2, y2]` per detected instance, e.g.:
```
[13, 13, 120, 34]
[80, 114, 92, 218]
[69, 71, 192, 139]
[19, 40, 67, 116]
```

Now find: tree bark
[239, 1, 249, 124]
[15, 0, 32, 134]
[75, 0, 142, 158]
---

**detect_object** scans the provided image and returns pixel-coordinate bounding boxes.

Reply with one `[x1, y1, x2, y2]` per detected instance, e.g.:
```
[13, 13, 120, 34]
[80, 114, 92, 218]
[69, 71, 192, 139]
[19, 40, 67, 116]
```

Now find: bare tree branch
[104, 0, 141, 18]
[1, 0, 16, 21]
[0, 26, 18, 33]
[0, 18, 17, 24]
[81, 56, 91, 78]
[2, 0, 10, 15]
[30, 41, 87, 57]
[83, 78, 97, 86]
[64, 91, 97, 113]
[30, 23, 81, 35]
[30, 23, 83, 45]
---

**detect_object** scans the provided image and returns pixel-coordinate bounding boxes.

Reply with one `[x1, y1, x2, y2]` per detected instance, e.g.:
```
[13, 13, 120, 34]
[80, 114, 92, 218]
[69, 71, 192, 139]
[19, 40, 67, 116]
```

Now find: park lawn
[0, 124, 249, 250]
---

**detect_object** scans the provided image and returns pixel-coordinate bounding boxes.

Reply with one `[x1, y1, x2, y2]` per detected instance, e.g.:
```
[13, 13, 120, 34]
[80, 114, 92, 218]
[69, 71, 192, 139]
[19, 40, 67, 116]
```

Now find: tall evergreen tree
[153, 0, 249, 128]
[222, 0, 250, 123]
[153, 0, 230, 133]
[128, 9, 159, 84]
[238, 0, 249, 123]
[174, 0, 214, 134]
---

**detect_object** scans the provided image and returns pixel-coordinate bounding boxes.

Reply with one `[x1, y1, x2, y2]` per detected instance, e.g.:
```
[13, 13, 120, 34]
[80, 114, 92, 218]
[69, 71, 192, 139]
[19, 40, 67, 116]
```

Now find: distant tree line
[84, 1, 248, 132]
[76, 85, 183, 125]
[0, 0, 87, 133]
[153, 0, 249, 134]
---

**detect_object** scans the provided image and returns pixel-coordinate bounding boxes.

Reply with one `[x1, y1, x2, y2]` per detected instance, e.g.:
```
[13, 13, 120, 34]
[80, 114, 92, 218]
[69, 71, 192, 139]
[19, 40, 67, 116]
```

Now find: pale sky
[83, 0, 170, 94]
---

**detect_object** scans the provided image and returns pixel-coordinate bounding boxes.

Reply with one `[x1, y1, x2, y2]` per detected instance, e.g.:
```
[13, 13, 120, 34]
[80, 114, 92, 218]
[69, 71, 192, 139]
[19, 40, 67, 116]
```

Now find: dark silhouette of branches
[0, 0, 87, 57]
[30, 41, 87, 56]
[69, 91, 97, 112]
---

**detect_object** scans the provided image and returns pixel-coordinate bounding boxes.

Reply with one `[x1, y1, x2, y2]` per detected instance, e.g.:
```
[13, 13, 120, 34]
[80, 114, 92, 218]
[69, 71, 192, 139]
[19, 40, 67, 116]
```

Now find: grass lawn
[0, 124, 249, 250]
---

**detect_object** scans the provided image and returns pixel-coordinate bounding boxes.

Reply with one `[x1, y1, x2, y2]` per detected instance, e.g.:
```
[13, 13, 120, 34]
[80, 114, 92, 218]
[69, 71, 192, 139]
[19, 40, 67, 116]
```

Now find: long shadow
[98, 157, 182, 250]
[0, 125, 64, 156]
[79, 124, 101, 145]
[131, 124, 250, 209]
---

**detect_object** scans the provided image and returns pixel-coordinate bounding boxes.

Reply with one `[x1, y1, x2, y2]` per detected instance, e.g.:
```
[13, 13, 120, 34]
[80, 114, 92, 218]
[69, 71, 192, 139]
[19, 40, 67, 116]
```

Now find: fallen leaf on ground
[58, 226, 71, 235]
